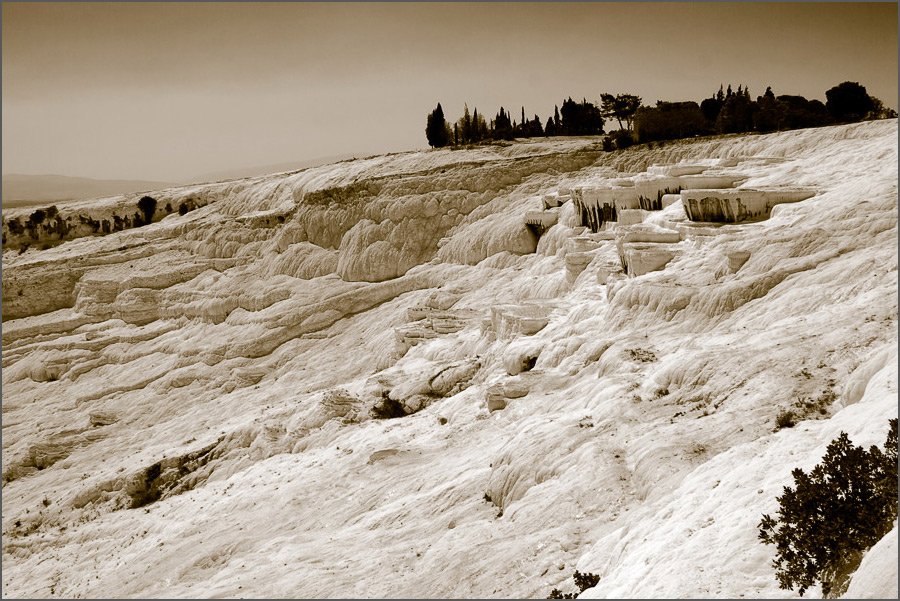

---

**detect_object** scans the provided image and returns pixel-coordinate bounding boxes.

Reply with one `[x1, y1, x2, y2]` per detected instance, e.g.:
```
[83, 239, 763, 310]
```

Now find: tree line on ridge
[425, 81, 896, 150]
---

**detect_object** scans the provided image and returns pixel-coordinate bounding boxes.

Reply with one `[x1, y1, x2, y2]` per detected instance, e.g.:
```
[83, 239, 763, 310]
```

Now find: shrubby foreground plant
[547, 570, 600, 599]
[758, 419, 898, 597]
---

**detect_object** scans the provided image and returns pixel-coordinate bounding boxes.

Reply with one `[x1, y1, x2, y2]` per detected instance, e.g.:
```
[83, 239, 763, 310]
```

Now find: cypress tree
[472, 108, 480, 142]
[461, 104, 472, 143]
[495, 107, 513, 140]
[425, 103, 449, 148]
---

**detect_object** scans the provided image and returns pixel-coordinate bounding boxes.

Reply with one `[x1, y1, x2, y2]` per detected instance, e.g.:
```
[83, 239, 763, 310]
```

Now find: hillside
[1, 121, 897, 598]
[190, 153, 362, 184]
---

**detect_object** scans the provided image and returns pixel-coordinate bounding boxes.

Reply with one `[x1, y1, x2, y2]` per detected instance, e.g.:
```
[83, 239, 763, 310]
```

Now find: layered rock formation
[2, 121, 897, 598]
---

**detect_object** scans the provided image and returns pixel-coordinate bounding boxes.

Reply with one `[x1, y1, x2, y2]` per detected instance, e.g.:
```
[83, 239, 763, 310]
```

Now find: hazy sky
[3, 2, 897, 182]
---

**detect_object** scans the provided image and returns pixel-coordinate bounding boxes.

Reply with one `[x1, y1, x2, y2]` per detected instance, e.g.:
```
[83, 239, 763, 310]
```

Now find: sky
[2, 2, 897, 183]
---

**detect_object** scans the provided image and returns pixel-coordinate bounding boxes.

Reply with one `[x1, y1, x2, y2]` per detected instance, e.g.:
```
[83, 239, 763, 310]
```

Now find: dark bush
[758, 419, 898, 597]
[49, 216, 67, 236]
[826, 81, 875, 123]
[28, 209, 46, 228]
[7, 218, 24, 235]
[137, 196, 157, 225]
[178, 202, 189, 216]
[609, 129, 634, 149]
[548, 571, 600, 599]
[775, 410, 796, 430]
[371, 392, 406, 419]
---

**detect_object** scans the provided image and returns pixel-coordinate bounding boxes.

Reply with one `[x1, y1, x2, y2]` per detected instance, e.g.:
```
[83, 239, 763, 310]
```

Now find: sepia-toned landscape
[2, 3, 897, 599]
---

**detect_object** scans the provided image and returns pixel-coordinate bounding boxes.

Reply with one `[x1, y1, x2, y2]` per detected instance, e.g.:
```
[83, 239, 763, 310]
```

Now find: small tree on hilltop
[600, 92, 642, 131]
[758, 419, 898, 597]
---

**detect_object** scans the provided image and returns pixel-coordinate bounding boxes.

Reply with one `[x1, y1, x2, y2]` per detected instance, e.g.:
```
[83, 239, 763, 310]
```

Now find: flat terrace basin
[489, 302, 554, 340]
[681, 187, 816, 223]
[677, 174, 745, 189]
[646, 164, 707, 177]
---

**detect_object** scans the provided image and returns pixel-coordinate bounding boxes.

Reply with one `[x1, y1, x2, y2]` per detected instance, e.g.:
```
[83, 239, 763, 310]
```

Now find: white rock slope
[2, 121, 897, 598]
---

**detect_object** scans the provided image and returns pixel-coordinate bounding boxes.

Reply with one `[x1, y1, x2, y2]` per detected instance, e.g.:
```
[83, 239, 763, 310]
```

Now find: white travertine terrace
[646, 164, 707, 177]
[617, 208, 651, 225]
[620, 243, 680, 277]
[681, 187, 817, 223]
[523, 209, 560, 231]
[487, 303, 555, 340]
[678, 174, 746, 189]
[1, 122, 897, 599]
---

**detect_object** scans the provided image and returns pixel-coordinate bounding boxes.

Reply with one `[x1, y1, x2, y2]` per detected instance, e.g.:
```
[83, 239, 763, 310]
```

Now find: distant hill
[190, 153, 361, 183]
[2, 174, 177, 208]
[1, 155, 365, 209]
